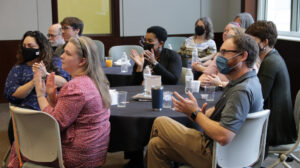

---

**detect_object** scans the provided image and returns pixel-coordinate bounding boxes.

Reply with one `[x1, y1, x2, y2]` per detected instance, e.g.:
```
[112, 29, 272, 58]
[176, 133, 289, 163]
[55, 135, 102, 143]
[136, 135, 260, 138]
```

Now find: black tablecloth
[109, 85, 222, 152]
[101, 61, 134, 87]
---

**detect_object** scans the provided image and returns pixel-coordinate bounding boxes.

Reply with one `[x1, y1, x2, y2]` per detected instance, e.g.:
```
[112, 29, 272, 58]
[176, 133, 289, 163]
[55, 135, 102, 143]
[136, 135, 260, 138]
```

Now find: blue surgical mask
[216, 54, 241, 74]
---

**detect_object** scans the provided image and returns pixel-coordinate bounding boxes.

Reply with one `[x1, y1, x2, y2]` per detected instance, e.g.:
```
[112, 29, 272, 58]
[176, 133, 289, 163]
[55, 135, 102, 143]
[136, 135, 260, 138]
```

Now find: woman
[246, 21, 297, 147]
[178, 17, 217, 73]
[4, 31, 67, 110]
[131, 26, 182, 85]
[234, 12, 254, 29]
[8, 36, 111, 168]
[4, 31, 68, 145]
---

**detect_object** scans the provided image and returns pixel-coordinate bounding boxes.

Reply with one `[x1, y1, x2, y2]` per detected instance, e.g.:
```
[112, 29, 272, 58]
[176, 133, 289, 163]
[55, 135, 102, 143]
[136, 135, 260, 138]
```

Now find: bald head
[48, 23, 65, 47]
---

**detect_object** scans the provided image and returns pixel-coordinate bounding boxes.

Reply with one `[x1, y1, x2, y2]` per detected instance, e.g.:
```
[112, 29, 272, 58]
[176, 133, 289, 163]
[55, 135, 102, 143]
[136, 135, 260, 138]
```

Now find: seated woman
[234, 12, 254, 29]
[4, 31, 68, 145]
[131, 26, 182, 85]
[178, 17, 217, 74]
[8, 36, 111, 168]
[246, 21, 297, 148]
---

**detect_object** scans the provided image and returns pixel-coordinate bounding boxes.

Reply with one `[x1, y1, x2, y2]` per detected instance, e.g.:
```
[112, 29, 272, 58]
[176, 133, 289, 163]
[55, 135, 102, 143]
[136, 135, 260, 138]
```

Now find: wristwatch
[153, 60, 158, 66]
[190, 109, 201, 121]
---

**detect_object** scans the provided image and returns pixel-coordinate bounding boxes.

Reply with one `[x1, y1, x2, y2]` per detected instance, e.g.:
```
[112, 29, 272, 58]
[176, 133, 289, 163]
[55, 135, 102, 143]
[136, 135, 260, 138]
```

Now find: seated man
[47, 23, 65, 57]
[147, 34, 264, 168]
[131, 26, 182, 85]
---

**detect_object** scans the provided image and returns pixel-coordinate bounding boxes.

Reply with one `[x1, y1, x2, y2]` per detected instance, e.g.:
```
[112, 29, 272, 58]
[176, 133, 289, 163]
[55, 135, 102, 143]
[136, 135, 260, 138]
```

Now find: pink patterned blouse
[8, 75, 111, 168]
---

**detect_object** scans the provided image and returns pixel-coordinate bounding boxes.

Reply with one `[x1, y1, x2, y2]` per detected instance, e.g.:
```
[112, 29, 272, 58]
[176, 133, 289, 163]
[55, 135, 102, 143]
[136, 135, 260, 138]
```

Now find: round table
[109, 85, 222, 152]
[101, 61, 134, 87]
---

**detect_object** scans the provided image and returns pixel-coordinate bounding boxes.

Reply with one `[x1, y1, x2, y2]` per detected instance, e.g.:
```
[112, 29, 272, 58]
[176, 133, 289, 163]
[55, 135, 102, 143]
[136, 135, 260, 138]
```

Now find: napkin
[114, 59, 131, 66]
[109, 89, 118, 105]
[132, 93, 151, 101]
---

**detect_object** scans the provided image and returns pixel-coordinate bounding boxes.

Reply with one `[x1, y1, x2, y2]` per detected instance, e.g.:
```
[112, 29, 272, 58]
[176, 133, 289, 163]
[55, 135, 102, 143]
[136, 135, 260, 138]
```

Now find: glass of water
[163, 91, 172, 108]
[117, 91, 127, 107]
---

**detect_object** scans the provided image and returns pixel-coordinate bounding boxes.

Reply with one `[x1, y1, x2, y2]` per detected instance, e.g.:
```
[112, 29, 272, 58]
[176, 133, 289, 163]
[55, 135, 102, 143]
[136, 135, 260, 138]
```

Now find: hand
[172, 91, 200, 117]
[32, 61, 48, 78]
[207, 74, 222, 87]
[33, 68, 46, 97]
[191, 62, 205, 72]
[130, 49, 144, 71]
[144, 49, 156, 64]
[46, 72, 58, 107]
[199, 74, 212, 86]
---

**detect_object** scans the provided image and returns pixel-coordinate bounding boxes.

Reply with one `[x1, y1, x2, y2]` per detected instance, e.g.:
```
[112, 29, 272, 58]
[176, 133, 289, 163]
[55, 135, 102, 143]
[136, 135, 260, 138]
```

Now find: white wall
[0, 0, 52, 40]
[120, 0, 241, 36]
[0, 0, 240, 40]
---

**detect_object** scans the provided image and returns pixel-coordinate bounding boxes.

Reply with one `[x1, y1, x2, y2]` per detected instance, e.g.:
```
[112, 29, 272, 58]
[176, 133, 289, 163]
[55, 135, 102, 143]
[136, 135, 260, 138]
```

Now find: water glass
[163, 91, 172, 108]
[121, 64, 128, 73]
[206, 86, 216, 101]
[191, 80, 201, 93]
[117, 91, 127, 107]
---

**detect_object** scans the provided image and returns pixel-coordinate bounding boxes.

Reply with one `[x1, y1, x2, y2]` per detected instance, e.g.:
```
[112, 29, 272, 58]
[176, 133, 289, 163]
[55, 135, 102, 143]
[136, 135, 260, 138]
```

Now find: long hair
[16, 31, 59, 74]
[69, 36, 111, 108]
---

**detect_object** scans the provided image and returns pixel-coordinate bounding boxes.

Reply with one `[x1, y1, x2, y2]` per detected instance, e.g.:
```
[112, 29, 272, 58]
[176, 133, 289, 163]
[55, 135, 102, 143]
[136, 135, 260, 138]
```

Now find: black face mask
[143, 42, 154, 51]
[195, 26, 205, 36]
[22, 47, 39, 62]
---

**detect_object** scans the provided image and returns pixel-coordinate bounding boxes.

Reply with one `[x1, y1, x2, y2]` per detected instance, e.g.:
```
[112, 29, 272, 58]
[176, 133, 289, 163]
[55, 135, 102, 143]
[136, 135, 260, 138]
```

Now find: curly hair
[195, 17, 214, 40]
[16, 31, 59, 74]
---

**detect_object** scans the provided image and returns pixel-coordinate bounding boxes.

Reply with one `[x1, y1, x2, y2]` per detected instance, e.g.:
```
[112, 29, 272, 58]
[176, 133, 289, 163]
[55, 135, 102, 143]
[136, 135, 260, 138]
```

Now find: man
[60, 17, 84, 42]
[147, 34, 264, 168]
[48, 23, 65, 57]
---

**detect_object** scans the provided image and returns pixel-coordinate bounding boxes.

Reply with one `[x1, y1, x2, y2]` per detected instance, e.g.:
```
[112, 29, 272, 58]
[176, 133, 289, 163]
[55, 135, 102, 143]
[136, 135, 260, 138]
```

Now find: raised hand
[130, 49, 144, 72]
[144, 49, 156, 64]
[46, 72, 57, 107]
[33, 68, 46, 98]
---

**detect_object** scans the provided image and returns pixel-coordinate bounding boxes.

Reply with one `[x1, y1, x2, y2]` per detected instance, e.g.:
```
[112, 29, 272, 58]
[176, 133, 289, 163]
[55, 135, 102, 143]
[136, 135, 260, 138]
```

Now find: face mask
[195, 26, 205, 36]
[143, 42, 154, 51]
[22, 47, 39, 62]
[216, 54, 241, 74]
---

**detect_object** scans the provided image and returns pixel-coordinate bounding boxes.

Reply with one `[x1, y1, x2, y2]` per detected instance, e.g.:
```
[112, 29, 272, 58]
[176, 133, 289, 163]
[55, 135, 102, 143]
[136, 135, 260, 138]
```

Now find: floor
[0, 103, 299, 168]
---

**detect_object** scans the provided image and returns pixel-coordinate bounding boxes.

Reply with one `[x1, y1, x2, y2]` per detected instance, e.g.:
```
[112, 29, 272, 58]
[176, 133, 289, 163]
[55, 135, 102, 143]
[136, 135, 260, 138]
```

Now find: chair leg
[2, 146, 11, 168]
[282, 161, 292, 168]
[289, 153, 300, 163]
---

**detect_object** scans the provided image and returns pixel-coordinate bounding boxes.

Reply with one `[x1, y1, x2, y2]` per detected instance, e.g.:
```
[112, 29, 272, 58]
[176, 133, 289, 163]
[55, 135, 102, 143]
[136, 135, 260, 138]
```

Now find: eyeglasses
[62, 26, 72, 30]
[47, 34, 58, 38]
[219, 49, 241, 56]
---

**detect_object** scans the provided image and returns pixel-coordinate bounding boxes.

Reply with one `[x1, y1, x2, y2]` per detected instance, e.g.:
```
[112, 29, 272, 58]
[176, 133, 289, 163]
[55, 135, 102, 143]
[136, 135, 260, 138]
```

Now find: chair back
[109, 45, 144, 62]
[179, 67, 188, 85]
[10, 106, 64, 168]
[164, 37, 187, 52]
[94, 40, 105, 62]
[294, 90, 300, 131]
[212, 109, 270, 168]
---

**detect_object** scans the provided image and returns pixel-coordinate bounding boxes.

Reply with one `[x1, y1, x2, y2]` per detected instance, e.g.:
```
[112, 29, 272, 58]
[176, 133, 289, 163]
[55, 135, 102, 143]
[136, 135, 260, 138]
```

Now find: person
[234, 12, 254, 29]
[47, 23, 65, 57]
[178, 17, 216, 75]
[147, 34, 264, 168]
[8, 36, 111, 168]
[199, 25, 245, 88]
[245, 21, 297, 148]
[60, 17, 84, 42]
[4, 31, 68, 145]
[131, 26, 182, 85]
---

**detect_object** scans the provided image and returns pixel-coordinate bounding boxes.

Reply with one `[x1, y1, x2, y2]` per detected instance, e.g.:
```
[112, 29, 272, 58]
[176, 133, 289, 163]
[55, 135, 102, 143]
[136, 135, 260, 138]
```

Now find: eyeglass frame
[219, 49, 242, 57]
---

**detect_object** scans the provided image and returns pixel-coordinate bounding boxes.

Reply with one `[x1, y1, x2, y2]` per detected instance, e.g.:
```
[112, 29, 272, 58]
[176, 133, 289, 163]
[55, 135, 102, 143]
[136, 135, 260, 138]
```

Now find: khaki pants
[147, 116, 212, 168]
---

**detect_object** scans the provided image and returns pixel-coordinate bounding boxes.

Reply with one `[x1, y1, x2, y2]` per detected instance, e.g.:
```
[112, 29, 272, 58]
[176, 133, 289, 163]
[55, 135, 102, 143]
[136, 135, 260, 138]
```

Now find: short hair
[60, 17, 84, 35]
[226, 27, 245, 39]
[245, 20, 278, 48]
[195, 17, 214, 40]
[234, 12, 254, 29]
[146, 26, 168, 43]
[231, 34, 259, 68]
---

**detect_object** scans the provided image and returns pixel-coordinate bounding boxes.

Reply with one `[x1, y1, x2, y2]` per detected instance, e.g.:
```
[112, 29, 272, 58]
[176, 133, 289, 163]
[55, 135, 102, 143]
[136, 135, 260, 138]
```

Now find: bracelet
[190, 109, 201, 121]
[153, 60, 158, 66]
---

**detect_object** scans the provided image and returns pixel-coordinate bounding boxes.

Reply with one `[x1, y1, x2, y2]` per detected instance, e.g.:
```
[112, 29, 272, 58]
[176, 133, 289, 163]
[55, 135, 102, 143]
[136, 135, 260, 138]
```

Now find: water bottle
[191, 47, 198, 64]
[185, 68, 193, 94]
[121, 52, 128, 73]
[143, 65, 151, 95]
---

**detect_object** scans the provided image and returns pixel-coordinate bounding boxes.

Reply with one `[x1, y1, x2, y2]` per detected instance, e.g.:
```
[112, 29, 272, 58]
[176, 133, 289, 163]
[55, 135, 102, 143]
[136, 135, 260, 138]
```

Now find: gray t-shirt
[209, 70, 264, 134]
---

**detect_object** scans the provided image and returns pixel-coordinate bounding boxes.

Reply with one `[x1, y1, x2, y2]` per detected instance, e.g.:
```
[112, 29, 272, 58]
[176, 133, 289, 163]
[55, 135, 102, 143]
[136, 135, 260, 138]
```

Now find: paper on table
[109, 89, 118, 105]
[145, 75, 161, 94]
[132, 93, 152, 101]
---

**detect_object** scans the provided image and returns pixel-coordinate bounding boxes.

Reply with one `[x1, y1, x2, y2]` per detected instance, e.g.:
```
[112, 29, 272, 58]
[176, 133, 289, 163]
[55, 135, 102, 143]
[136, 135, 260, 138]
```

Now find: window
[258, 0, 300, 38]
